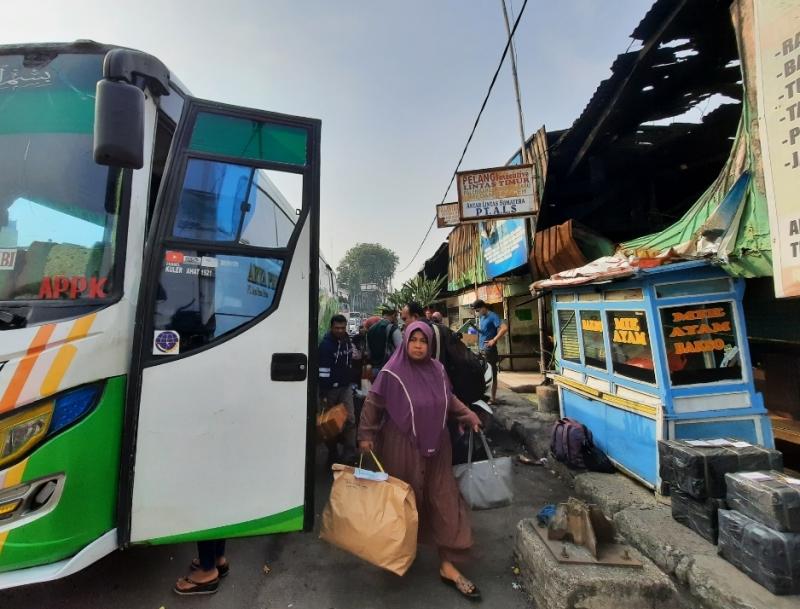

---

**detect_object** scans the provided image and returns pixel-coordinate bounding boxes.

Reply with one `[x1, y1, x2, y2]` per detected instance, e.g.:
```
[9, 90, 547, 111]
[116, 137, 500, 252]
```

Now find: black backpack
[432, 323, 488, 405]
[550, 418, 615, 473]
[366, 319, 397, 367]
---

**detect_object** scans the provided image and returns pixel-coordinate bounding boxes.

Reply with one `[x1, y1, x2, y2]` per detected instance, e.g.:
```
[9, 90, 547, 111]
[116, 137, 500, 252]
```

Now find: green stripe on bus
[0, 89, 95, 135]
[189, 112, 307, 166]
[0, 376, 125, 572]
[144, 506, 305, 546]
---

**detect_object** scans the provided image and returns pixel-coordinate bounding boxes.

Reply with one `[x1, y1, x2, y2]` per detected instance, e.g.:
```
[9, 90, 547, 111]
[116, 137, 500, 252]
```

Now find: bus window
[152, 249, 283, 356]
[172, 159, 297, 248]
[0, 53, 122, 305]
[243, 171, 301, 248]
[146, 113, 176, 235]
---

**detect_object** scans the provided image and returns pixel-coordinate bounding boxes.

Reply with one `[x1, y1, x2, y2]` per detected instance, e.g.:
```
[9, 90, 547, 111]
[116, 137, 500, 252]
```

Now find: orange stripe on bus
[0, 325, 55, 413]
[67, 314, 96, 341]
[40, 345, 78, 397]
[39, 314, 97, 397]
[0, 459, 29, 555]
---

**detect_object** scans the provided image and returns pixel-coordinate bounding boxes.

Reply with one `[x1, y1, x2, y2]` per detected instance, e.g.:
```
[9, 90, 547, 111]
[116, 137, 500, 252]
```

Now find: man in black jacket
[318, 314, 356, 463]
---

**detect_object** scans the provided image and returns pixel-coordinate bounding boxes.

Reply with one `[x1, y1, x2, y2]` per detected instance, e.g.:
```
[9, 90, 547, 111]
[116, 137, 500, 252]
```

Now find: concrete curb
[496, 388, 800, 609]
[514, 519, 681, 609]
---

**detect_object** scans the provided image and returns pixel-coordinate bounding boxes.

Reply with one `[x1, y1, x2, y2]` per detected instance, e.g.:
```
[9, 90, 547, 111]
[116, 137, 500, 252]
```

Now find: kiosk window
[580, 310, 606, 369]
[660, 302, 742, 385]
[606, 310, 655, 383]
[558, 310, 580, 363]
[151, 249, 283, 356]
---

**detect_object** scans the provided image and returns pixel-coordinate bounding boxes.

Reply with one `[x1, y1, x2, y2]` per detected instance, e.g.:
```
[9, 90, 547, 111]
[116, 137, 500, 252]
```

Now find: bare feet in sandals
[174, 566, 220, 596]
[440, 560, 481, 601]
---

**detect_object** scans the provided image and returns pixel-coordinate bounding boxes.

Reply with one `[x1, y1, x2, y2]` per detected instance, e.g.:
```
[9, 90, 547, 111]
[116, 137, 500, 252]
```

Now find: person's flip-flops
[440, 575, 482, 601]
[173, 576, 220, 596]
[190, 558, 230, 577]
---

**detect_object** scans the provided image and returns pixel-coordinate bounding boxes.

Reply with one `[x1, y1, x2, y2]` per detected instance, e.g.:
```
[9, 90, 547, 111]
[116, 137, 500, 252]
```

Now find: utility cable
[396, 0, 530, 274]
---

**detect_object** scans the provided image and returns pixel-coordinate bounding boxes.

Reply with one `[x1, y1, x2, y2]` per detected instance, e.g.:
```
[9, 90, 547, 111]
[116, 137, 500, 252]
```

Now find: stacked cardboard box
[658, 439, 782, 544]
[670, 490, 727, 544]
[718, 471, 800, 594]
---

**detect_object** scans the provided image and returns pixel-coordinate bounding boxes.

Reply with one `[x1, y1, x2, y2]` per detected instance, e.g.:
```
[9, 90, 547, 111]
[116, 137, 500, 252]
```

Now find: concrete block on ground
[493, 394, 557, 460]
[613, 504, 716, 583]
[686, 554, 800, 609]
[499, 371, 544, 393]
[514, 519, 680, 609]
[574, 472, 656, 517]
[536, 383, 559, 413]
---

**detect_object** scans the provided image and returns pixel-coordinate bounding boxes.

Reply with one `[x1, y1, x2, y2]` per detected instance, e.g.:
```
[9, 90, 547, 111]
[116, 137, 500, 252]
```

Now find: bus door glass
[123, 101, 320, 545]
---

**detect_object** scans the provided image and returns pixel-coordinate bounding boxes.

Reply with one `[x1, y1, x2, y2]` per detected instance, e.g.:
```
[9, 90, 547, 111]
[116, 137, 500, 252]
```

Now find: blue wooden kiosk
[548, 260, 774, 489]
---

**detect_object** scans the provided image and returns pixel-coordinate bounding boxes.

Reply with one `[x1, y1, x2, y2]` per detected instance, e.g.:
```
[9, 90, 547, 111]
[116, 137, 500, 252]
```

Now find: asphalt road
[0, 425, 572, 609]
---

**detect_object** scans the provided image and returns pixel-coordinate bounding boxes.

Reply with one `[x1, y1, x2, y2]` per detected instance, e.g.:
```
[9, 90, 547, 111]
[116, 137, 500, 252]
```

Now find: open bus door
[119, 100, 320, 545]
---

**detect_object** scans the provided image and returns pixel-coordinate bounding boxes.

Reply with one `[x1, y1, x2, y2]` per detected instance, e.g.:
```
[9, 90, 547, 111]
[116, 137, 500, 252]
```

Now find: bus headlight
[0, 403, 53, 468]
[0, 383, 103, 468]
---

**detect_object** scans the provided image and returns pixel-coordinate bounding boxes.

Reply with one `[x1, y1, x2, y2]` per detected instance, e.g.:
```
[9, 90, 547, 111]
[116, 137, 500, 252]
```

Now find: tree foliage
[383, 275, 446, 311]
[336, 243, 399, 298]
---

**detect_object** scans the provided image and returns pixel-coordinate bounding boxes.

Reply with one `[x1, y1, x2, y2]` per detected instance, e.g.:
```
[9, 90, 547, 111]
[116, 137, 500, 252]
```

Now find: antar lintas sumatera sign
[456, 164, 537, 222]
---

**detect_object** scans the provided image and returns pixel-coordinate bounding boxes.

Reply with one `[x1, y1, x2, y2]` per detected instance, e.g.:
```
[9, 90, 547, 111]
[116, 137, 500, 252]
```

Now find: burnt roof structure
[539, 0, 743, 244]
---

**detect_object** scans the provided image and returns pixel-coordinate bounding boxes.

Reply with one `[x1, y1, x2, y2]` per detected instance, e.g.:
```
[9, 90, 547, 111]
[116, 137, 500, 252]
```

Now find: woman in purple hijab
[359, 321, 482, 600]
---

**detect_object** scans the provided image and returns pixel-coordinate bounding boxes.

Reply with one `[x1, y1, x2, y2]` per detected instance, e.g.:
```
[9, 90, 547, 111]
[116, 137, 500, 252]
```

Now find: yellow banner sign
[581, 319, 603, 332]
[456, 165, 537, 222]
[612, 316, 647, 346]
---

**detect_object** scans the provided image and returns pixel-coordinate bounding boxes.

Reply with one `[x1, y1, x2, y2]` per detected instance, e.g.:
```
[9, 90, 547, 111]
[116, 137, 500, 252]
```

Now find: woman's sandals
[440, 574, 482, 601]
[173, 576, 220, 596]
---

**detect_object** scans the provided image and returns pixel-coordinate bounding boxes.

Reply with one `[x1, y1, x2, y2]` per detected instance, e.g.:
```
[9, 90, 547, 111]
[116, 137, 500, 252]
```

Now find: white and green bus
[0, 41, 321, 588]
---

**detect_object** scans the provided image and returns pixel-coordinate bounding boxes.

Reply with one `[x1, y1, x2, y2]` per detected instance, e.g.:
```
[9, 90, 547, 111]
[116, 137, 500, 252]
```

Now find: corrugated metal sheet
[447, 223, 487, 291]
[530, 220, 588, 280]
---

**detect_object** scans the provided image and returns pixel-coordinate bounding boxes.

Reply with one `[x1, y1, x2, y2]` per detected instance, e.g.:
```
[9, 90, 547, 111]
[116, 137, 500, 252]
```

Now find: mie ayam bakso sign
[456, 164, 537, 222]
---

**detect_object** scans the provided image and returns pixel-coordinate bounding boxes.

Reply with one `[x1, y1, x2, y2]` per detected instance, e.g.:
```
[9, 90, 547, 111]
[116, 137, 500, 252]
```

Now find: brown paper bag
[320, 461, 418, 576]
[316, 403, 347, 443]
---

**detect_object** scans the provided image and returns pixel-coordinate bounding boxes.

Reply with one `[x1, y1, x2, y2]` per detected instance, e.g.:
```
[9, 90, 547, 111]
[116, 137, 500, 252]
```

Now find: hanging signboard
[754, 0, 800, 297]
[456, 164, 537, 222]
[436, 202, 460, 228]
[480, 218, 529, 279]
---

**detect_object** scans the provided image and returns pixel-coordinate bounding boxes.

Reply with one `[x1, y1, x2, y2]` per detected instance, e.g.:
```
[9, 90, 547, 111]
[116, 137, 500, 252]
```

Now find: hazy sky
[5, 0, 652, 285]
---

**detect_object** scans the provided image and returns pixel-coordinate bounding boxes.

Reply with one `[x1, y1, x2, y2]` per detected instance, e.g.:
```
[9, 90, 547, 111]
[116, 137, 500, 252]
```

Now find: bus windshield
[0, 51, 121, 308]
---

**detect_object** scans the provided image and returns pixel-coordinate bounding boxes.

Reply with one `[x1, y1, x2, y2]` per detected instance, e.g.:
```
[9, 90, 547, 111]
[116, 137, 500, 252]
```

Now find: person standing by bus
[358, 322, 482, 600]
[174, 540, 228, 595]
[319, 314, 357, 464]
[471, 299, 508, 405]
[366, 308, 401, 379]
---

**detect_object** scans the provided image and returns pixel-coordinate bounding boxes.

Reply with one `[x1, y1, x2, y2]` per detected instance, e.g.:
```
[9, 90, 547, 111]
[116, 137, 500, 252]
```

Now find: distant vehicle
[347, 318, 360, 336]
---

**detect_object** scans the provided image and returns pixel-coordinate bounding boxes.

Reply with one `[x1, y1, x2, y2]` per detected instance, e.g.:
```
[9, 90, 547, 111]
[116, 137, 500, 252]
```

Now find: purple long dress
[357, 321, 480, 562]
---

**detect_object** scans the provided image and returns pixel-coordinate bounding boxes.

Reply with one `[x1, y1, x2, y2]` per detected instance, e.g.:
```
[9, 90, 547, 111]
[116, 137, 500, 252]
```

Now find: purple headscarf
[371, 321, 451, 457]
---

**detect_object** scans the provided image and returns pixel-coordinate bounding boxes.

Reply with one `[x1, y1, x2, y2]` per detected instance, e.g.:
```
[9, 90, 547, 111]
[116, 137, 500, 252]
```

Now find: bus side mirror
[93, 79, 145, 169]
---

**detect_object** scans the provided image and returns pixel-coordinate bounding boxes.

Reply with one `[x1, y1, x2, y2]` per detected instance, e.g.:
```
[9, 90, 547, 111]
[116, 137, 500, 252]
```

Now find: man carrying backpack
[366, 307, 402, 378]
[471, 299, 508, 405]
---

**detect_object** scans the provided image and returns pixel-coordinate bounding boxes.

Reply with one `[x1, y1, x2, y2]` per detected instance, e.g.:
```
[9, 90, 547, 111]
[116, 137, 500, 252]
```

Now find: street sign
[436, 202, 460, 228]
[456, 164, 537, 222]
[754, 0, 800, 297]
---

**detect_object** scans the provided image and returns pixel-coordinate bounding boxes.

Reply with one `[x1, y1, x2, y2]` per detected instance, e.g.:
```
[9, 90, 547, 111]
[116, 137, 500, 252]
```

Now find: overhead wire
[396, 0, 530, 274]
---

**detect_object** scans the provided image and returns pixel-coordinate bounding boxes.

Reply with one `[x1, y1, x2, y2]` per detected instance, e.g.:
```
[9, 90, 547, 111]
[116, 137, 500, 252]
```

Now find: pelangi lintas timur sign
[456, 164, 537, 222]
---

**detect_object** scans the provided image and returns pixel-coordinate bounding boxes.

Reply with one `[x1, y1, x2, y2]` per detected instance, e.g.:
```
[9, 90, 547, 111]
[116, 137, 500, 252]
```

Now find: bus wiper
[0, 308, 27, 328]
